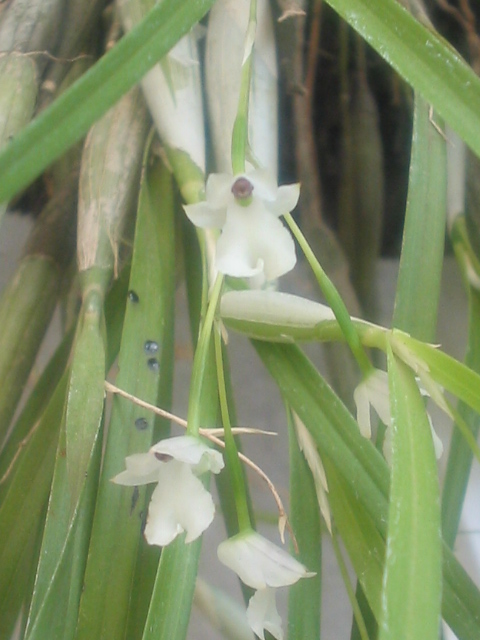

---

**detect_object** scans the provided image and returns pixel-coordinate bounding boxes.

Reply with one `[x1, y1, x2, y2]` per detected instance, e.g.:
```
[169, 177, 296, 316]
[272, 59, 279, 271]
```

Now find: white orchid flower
[353, 368, 392, 439]
[353, 368, 443, 461]
[184, 169, 299, 282]
[112, 435, 224, 546]
[217, 530, 315, 640]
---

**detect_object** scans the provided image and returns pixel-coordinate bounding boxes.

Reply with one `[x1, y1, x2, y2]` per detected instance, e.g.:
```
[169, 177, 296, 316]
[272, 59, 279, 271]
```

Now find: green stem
[231, 0, 257, 174]
[186, 274, 224, 436]
[284, 212, 372, 377]
[214, 329, 252, 532]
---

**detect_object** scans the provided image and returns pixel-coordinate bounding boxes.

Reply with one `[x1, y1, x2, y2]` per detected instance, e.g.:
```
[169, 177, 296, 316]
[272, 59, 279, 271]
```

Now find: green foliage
[1, 1, 480, 639]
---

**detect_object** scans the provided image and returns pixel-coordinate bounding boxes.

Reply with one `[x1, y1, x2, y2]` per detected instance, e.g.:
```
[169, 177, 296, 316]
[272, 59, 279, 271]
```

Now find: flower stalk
[231, 0, 257, 174]
[214, 327, 252, 533]
[284, 212, 373, 377]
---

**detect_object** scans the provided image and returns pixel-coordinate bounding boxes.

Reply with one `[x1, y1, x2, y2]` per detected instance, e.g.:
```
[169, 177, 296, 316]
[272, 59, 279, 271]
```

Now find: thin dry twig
[104, 381, 295, 543]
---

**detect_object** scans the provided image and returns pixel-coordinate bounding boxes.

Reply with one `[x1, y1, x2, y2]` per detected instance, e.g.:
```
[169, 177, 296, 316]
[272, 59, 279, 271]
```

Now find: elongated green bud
[77, 86, 149, 280]
[206, 0, 278, 173]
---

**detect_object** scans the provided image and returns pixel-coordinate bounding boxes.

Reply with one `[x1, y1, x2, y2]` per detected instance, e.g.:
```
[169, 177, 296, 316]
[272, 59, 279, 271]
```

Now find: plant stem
[214, 329, 251, 532]
[284, 212, 372, 377]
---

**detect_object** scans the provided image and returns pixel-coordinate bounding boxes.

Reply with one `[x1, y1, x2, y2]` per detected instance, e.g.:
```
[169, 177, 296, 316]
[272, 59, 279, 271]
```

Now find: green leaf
[0, 268, 129, 627]
[0, 374, 67, 614]
[393, 95, 447, 342]
[287, 411, 322, 640]
[25, 420, 102, 640]
[65, 294, 106, 504]
[142, 536, 202, 640]
[75, 154, 176, 639]
[252, 340, 480, 639]
[442, 288, 480, 545]
[0, 257, 60, 443]
[325, 462, 384, 623]
[0, 0, 216, 205]
[324, 0, 480, 159]
[379, 347, 442, 640]
[391, 331, 480, 418]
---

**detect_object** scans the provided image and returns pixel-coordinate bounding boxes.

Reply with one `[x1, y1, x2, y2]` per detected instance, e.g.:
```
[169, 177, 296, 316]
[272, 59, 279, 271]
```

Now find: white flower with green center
[112, 435, 224, 546]
[217, 530, 315, 640]
[183, 169, 299, 282]
[354, 368, 443, 460]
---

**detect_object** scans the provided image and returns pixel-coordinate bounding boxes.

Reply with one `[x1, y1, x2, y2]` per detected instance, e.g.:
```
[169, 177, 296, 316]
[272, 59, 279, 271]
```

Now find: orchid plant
[1, 1, 480, 640]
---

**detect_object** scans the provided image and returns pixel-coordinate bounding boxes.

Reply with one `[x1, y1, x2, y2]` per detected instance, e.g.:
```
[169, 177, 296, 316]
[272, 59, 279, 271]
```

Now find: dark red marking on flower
[154, 452, 173, 462]
[231, 177, 254, 200]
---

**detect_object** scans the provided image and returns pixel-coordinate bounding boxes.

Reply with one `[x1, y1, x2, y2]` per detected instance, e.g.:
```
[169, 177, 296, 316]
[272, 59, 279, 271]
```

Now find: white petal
[217, 531, 315, 590]
[183, 201, 226, 229]
[216, 202, 296, 280]
[206, 172, 235, 208]
[145, 460, 215, 546]
[367, 370, 392, 428]
[247, 588, 283, 640]
[150, 435, 224, 474]
[353, 383, 373, 439]
[354, 369, 392, 439]
[265, 183, 300, 217]
[111, 452, 161, 486]
[215, 202, 265, 278]
[248, 169, 278, 201]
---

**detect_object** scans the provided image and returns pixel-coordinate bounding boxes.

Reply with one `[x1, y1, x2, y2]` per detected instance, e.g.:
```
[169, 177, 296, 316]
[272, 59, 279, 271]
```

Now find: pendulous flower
[217, 530, 315, 640]
[353, 368, 443, 461]
[112, 435, 224, 546]
[184, 169, 299, 282]
[353, 368, 391, 440]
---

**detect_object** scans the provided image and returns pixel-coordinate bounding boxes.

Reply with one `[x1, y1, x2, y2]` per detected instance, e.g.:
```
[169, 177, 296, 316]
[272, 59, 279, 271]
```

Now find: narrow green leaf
[0, 258, 60, 444]
[0, 268, 129, 622]
[392, 331, 480, 418]
[0, 0, 216, 205]
[0, 327, 73, 496]
[442, 288, 480, 545]
[287, 411, 322, 640]
[25, 420, 102, 640]
[325, 462, 384, 622]
[324, 0, 480, 159]
[393, 95, 447, 342]
[142, 536, 202, 640]
[65, 295, 106, 504]
[252, 340, 480, 639]
[0, 499, 44, 639]
[0, 374, 67, 612]
[75, 155, 176, 639]
[379, 347, 442, 640]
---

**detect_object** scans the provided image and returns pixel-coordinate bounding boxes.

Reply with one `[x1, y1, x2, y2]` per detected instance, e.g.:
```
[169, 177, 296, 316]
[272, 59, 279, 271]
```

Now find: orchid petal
[111, 452, 160, 486]
[145, 460, 215, 546]
[217, 530, 315, 590]
[248, 169, 278, 201]
[206, 172, 235, 208]
[354, 369, 392, 439]
[216, 202, 296, 280]
[150, 435, 224, 474]
[247, 588, 283, 640]
[183, 201, 226, 229]
[266, 183, 300, 217]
